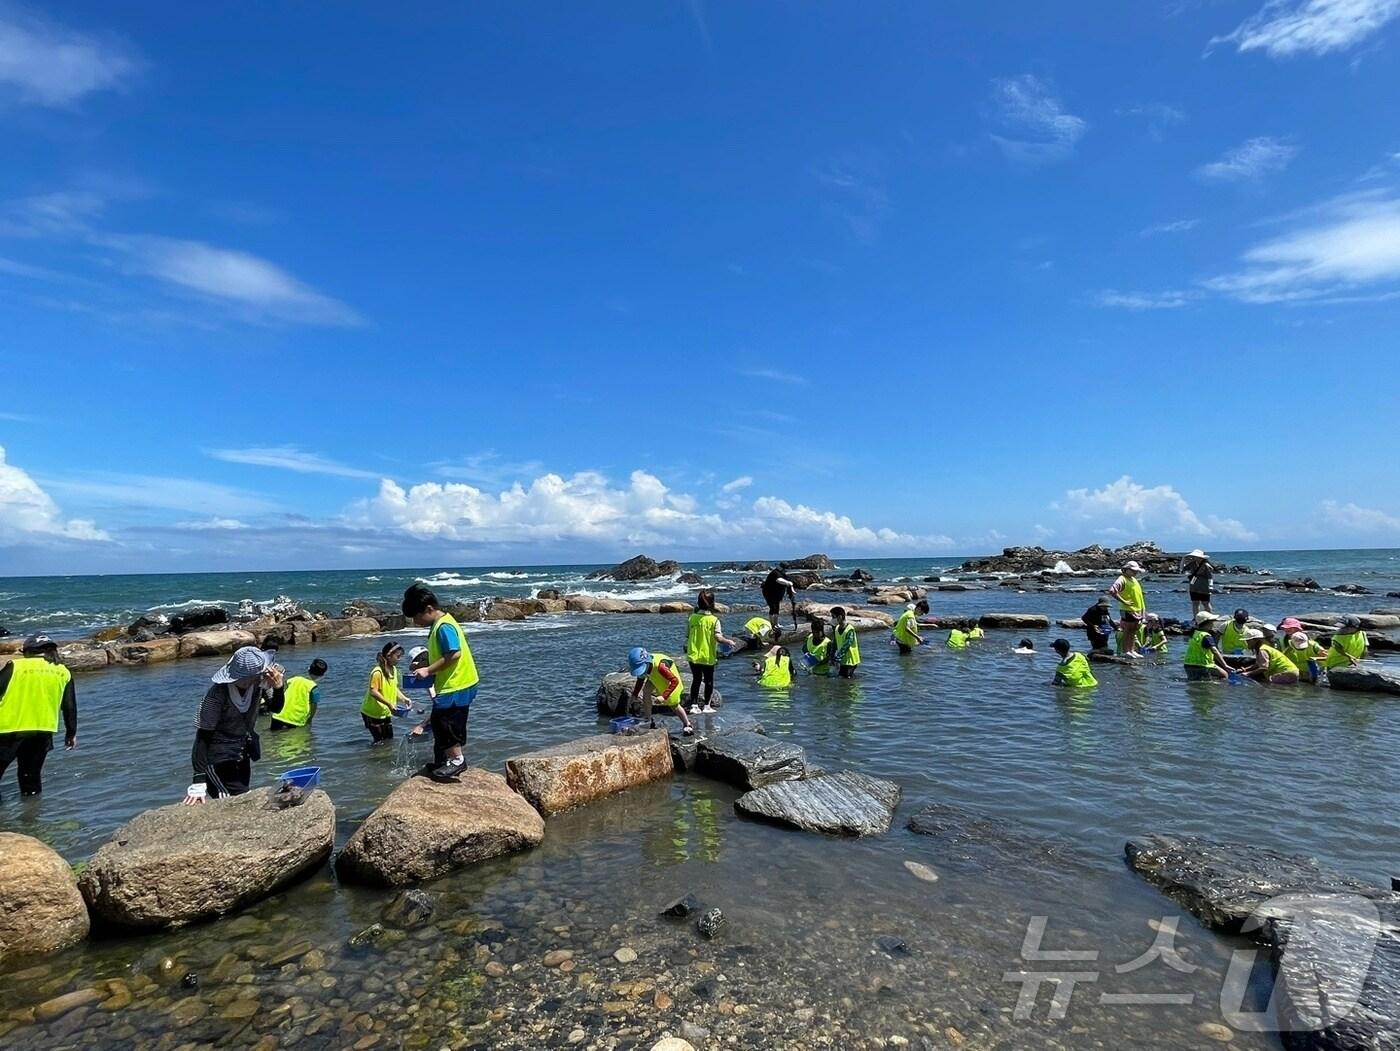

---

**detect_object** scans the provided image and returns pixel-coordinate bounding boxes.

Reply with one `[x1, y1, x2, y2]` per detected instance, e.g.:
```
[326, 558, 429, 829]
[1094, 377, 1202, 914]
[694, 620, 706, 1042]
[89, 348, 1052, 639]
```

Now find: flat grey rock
[1327, 667, 1400, 696]
[670, 714, 765, 772]
[695, 731, 805, 789]
[735, 771, 901, 836]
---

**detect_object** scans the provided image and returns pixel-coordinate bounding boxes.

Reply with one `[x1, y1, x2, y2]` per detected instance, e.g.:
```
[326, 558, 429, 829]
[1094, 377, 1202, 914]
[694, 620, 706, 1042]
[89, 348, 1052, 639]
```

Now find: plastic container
[278, 766, 322, 789]
[392, 703, 414, 717]
[399, 675, 431, 691]
[610, 716, 640, 734]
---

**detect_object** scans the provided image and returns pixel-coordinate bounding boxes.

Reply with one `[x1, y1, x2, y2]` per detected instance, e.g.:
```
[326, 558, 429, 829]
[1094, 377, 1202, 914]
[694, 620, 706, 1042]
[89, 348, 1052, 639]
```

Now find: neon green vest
[1261, 645, 1295, 677]
[1184, 631, 1214, 667]
[893, 610, 920, 647]
[1285, 642, 1322, 675]
[428, 612, 480, 695]
[833, 624, 860, 666]
[1324, 630, 1366, 669]
[758, 654, 792, 688]
[804, 634, 831, 670]
[647, 652, 683, 706]
[279, 676, 317, 727]
[967, 625, 985, 639]
[686, 612, 720, 665]
[0, 657, 70, 733]
[1221, 621, 1248, 653]
[361, 665, 399, 718]
[745, 617, 772, 639]
[947, 629, 968, 649]
[1057, 652, 1098, 688]
[1117, 577, 1145, 615]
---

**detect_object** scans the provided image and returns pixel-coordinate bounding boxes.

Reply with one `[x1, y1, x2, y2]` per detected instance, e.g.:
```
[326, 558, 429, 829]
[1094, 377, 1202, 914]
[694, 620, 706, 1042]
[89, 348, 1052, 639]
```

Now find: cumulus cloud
[210, 446, 377, 479]
[1055, 476, 1256, 541]
[0, 7, 136, 107]
[988, 74, 1087, 163]
[1204, 191, 1400, 302]
[1319, 499, 1400, 533]
[0, 446, 109, 542]
[1211, 0, 1400, 58]
[1195, 137, 1298, 182]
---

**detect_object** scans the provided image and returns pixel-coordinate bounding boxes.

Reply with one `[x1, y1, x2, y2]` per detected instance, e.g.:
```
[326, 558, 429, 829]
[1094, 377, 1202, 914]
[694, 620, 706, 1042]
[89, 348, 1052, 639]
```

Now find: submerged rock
[978, 613, 1050, 629]
[661, 893, 704, 919]
[80, 788, 334, 930]
[336, 770, 544, 887]
[906, 803, 1076, 876]
[1327, 667, 1400, 696]
[734, 771, 901, 837]
[381, 889, 437, 930]
[669, 713, 765, 771]
[596, 671, 724, 717]
[697, 908, 724, 939]
[0, 833, 89, 962]
[696, 731, 806, 790]
[505, 731, 674, 816]
[1125, 833, 1400, 1051]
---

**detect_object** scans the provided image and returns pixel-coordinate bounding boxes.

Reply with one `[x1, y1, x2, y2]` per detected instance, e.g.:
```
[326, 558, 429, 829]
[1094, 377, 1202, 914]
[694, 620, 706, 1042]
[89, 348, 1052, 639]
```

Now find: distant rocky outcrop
[167, 605, 230, 634]
[586, 555, 682, 581]
[955, 541, 1252, 576]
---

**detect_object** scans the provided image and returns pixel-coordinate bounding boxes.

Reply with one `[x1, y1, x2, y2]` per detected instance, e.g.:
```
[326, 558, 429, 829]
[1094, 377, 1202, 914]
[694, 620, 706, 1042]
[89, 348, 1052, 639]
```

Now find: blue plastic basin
[278, 766, 321, 789]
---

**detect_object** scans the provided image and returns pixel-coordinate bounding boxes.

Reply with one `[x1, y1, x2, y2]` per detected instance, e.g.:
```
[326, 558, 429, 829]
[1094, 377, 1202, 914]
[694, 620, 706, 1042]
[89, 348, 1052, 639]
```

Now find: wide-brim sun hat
[628, 646, 652, 678]
[1187, 549, 1206, 559]
[1243, 629, 1265, 643]
[1290, 632, 1310, 649]
[1279, 617, 1303, 632]
[213, 645, 271, 684]
[1124, 561, 1144, 573]
[1194, 611, 1216, 625]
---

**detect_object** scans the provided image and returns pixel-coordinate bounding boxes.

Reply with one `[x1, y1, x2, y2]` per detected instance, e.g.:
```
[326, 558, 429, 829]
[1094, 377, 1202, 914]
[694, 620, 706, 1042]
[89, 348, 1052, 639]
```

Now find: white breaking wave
[417, 573, 486, 587]
[572, 582, 694, 601]
[148, 597, 231, 611]
[1050, 560, 1073, 574]
[485, 571, 533, 580]
[365, 575, 381, 582]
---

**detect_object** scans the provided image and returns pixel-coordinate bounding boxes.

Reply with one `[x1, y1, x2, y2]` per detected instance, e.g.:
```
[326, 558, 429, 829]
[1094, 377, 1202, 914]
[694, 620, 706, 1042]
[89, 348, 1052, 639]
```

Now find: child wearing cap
[628, 647, 694, 735]
[1220, 609, 1251, 654]
[1184, 611, 1228, 680]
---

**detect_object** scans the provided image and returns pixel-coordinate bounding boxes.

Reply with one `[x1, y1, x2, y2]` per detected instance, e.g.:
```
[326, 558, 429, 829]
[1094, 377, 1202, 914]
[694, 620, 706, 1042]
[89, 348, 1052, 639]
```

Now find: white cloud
[99, 235, 361, 326]
[1204, 191, 1400, 302]
[1195, 137, 1298, 182]
[1055, 476, 1256, 541]
[1140, 218, 1201, 237]
[0, 8, 136, 107]
[740, 368, 808, 386]
[1211, 0, 1400, 58]
[988, 74, 1087, 163]
[1095, 289, 1198, 309]
[721, 476, 753, 493]
[750, 497, 952, 551]
[0, 446, 108, 542]
[1319, 499, 1400, 533]
[43, 472, 277, 516]
[435, 452, 545, 485]
[210, 446, 378, 479]
[173, 518, 249, 531]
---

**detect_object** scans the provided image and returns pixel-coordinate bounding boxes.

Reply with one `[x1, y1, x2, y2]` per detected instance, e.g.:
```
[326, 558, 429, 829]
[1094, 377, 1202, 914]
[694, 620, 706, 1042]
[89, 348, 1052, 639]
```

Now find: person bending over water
[187, 646, 281, 802]
[1323, 615, 1368, 671]
[892, 600, 929, 654]
[1239, 630, 1299, 685]
[1285, 631, 1326, 684]
[1013, 639, 1035, 655]
[741, 616, 781, 652]
[804, 619, 833, 675]
[755, 646, 793, 688]
[1082, 598, 1116, 654]
[1183, 611, 1229, 681]
[268, 658, 327, 731]
[628, 647, 694, 735]
[361, 642, 405, 743]
[1051, 639, 1098, 688]
[0, 635, 76, 801]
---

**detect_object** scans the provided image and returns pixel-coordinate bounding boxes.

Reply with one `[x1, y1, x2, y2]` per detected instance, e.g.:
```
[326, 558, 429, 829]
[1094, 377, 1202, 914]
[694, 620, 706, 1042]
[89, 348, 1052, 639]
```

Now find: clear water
[1, 553, 1398, 1048]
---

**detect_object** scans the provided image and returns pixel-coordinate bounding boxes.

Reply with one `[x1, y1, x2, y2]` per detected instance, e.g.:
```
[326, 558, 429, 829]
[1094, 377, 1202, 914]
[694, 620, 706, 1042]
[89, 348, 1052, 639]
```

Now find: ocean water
[0, 551, 1397, 1049]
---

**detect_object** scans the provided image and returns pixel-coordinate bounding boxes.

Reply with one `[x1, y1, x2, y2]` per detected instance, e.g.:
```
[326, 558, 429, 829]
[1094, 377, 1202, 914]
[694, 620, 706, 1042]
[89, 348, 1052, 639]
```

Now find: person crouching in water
[1240, 630, 1299, 684]
[1051, 639, 1098, 688]
[267, 658, 327, 731]
[361, 642, 405, 743]
[755, 645, 793, 687]
[685, 590, 737, 714]
[741, 616, 780, 652]
[892, 600, 928, 654]
[403, 584, 480, 782]
[187, 645, 281, 802]
[0, 635, 77, 801]
[628, 647, 694, 735]
[1285, 631, 1326, 684]
[1183, 611, 1229, 681]
[804, 618, 833, 675]
[830, 607, 861, 678]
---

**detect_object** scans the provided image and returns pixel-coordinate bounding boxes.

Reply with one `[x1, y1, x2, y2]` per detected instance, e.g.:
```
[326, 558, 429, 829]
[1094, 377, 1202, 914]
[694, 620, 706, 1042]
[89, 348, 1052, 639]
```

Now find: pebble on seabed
[903, 860, 939, 883]
[614, 946, 639, 963]
[1198, 1021, 1234, 1041]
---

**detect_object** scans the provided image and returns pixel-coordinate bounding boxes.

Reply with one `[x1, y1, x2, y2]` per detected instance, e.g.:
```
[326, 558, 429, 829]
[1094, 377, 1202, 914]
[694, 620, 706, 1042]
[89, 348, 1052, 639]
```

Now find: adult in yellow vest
[756, 647, 793, 688]
[946, 627, 970, 649]
[1239, 630, 1299, 685]
[830, 607, 861, 678]
[685, 590, 738, 714]
[1219, 609, 1251, 655]
[1323, 615, 1368, 670]
[268, 659, 327, 731]
[188, 645, 281, 802]
[892, 600, 929, 654]
[628, 647, 694, 734]
[741, 617, 781, 652]
[1108, 561, 1147, 657]
[0, 635, 76, 800]
[403, 584, 481, 780]
[1051, 638, 1098, 688]
[1183, 611, 1229, 680]
[361, 642, 406, 743]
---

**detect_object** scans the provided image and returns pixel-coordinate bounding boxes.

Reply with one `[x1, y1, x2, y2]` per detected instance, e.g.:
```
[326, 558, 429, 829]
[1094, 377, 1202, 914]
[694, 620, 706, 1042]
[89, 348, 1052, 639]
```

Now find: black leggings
[208, 755, 251, 798]
[0, 732, 52, 797]
[363, 714, 394, 742]
[838, 665, 857, 679]
[688, 662, 715, 705]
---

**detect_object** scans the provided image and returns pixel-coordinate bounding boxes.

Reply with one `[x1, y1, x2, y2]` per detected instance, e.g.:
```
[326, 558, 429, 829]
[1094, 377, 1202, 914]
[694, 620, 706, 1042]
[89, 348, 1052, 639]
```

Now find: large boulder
[696, 731, 806, 789]
[80, 788, 334, 930]
[596, 671, 722, 717]
[177, 630, 258, 658]
[566, 595, 637, 614]
[587, 555, 681, 581]
[0, 833, 89, 963]
[168, 605, 230, 634]
[735, 771, 901, 837]
[58, 645, 111, 671]
[1327, 667, 1400, 696]
[978, 613, 1050, 629]
[1125, 833, 1400, 1050]
[486, 598, 546, 621]
[336, 770, 544, 887]
[117, 638, 181, 665]
[786, 553, 835, 571]
[505, 731, 673, 816]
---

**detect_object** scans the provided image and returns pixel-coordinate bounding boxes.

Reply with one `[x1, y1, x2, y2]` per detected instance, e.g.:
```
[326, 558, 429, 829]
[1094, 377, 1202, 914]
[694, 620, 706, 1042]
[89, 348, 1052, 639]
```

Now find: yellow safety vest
[279, 676, 318, 727]
[686, 612, 720, 665]
[833, 624, 861, 666]
[1057, 653, 1098, 688]
[1116, 577, 1145, 615]
[1261, 645, 1295, 678]
[0, 657, 70, 734]
[893, 610, 921, 647]
[803, 633, 831, 670]
[744, 617, 772, 639]
[1220, 621, 1249, 653]
[967, 625, 985, 640]
[1184, 631, 1215, 667]
[757, 654, 792, 688]
[1323, 630, 1366, 669]
[361, 665, 399, 718]
[1285, 641, 1323, 675]
[947, 629, 969, 649]
[647, 652, 683, 706]
[428, 612, 481, 696]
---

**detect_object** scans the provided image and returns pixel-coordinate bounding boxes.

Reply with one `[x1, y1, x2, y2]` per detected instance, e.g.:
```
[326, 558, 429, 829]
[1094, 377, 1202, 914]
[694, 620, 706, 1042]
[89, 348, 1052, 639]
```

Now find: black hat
[21, 634, 58, 654]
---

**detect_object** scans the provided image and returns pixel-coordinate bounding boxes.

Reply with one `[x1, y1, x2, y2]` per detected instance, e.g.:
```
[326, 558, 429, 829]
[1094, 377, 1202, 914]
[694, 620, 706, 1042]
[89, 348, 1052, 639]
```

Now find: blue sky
[2, 1, 1400, 574]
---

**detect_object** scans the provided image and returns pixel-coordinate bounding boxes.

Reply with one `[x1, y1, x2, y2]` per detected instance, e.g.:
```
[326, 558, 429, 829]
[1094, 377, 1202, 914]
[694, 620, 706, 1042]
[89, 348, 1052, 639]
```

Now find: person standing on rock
[1182, 550, 1214, 616]
[1051, 639, 1098, 688]
[402, 584, 481, 781]
[685, 590, 736, 714]
[830, 607, 861, 678]
[1082, 597, 1117, 654]
[267, 658, 327, 731]
[0, 635, 76, 801]
[361, 642, 405, 743]
[761, 565, 799, 628]
[1108, 562, 1148, 658]
[187, 646, 281, 802]
[892, 600, 929, 654]
[628, 647, 695, 735]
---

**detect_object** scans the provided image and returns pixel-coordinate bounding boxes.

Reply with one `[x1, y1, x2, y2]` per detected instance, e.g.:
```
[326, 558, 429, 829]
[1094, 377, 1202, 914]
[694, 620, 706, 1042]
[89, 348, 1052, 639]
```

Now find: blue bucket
[610, 716, 640, 734]
[392, 703, 414, 717]
[278, 766, 321, 789]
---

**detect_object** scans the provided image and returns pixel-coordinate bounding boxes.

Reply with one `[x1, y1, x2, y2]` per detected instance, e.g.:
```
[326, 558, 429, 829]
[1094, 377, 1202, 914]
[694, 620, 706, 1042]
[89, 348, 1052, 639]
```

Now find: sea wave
[148, 598, 231, 611]
[365, 575, 381, 582]
[571, 582, 694, 601]
[417, 573, 486, 587]
[485, 571, 533, 580]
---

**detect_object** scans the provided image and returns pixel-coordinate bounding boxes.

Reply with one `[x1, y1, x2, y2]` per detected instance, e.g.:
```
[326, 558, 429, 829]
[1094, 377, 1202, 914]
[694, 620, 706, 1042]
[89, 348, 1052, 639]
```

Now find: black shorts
[362, 714, 394, 742]
[1189, 591, 1211, 603]
[896, 643, 913, 655]
[430, 705, 470, 748]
